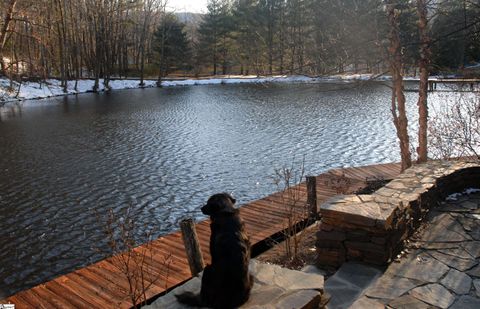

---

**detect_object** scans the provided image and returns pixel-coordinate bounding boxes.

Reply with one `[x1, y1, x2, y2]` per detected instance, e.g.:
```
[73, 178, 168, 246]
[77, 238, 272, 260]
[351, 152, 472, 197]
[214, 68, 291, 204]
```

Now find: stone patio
[350, 190, 480, 308]
[143, 260, 325, 309]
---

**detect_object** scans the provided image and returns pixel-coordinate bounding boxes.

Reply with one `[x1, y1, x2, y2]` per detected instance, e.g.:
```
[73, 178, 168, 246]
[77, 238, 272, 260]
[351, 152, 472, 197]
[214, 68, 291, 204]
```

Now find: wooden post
[180, 218, 204, 276]
[306, 176, 318, 220]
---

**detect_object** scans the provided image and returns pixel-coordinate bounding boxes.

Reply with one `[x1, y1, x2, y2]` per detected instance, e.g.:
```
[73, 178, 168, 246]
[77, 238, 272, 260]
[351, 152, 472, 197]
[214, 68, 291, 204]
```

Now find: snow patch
[446, 188, 480, 201]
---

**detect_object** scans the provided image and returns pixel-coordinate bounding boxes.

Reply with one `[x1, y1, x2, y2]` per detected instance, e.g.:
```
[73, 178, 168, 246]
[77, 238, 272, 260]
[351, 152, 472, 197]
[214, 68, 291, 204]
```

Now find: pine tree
[154, 14, 190, 80]
[197, 0, 234, 75]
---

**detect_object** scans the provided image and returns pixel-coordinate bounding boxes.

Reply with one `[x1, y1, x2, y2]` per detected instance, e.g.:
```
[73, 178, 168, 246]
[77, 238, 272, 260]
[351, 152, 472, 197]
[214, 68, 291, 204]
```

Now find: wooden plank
[32, 284, 76, 308]
[76, 268, 126, 300]
[154, 238, 190, 259]
[3, 297, 30, 309]
[145, 255, 190, 281]
[64, 272, 118, 308]
[53, 277, 113, 308]
[23, 288, 62, 309]
[88, 263, 131, 294]
[246, 201, 292, 216]
[252, 199, 308, 216]
[242, 206, 289, 225]
[148, 244, 197, 273]
[239, 208, 282, 226]
[5, 294, 39, 309]
[47, 280, 100, 308]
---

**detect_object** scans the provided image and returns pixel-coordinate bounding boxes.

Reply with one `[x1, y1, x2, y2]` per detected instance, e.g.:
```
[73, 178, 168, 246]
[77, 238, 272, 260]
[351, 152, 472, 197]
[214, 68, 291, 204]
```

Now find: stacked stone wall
[316, 161, 480, 266]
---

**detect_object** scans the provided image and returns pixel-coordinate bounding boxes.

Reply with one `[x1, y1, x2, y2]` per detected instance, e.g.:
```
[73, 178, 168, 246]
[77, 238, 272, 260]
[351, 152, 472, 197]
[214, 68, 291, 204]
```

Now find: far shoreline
[1, 73, 467, 106]
[1, 74, 390, 106]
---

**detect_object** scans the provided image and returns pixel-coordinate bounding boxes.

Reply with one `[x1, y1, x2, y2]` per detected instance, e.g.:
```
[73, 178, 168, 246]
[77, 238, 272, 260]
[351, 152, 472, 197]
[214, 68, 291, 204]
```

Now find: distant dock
[2, 162, 401, 308]
[405, 78, 480, 92]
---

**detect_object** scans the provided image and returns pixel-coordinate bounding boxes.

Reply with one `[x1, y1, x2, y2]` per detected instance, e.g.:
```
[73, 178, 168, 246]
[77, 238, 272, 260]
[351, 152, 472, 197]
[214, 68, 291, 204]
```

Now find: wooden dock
[402, 78, 480, 92]
[427, 78, 480, 92]
[2, 162, 401, 308]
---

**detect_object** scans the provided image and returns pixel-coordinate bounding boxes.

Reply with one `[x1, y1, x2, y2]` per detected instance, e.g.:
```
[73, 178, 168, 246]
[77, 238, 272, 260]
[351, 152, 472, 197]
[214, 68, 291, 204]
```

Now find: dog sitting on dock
[175, 193, 253, 308]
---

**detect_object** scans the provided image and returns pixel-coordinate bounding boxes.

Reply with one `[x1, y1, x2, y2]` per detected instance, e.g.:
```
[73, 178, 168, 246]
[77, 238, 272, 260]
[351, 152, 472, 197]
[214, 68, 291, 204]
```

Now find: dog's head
[201, 193, 237, 216]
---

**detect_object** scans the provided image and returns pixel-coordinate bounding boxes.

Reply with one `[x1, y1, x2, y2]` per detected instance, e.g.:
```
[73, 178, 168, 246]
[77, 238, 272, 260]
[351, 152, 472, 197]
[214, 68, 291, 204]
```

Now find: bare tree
[416, 0, 431, 163]
[102, 207, 172, 308]
[386, 2, 412, 172]
[138, 0, 162, 86]
[156, 1, 169, 86]
[272, 158, 310, 266]
[429, 91, 480, 160]
[0, 0, 18, 75]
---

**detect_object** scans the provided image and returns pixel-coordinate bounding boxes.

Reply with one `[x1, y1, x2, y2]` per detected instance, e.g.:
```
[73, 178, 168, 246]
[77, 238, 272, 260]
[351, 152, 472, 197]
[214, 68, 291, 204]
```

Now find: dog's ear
[220, 200, 236, 213]
[228, 194, 236, 205]
[221, 193, 236, 213]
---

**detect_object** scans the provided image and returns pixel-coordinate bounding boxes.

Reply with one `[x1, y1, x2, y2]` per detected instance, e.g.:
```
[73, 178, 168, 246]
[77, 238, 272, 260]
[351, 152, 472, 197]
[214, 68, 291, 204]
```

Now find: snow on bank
[446, 188, 480, 201]
[0, 74, 388, 105]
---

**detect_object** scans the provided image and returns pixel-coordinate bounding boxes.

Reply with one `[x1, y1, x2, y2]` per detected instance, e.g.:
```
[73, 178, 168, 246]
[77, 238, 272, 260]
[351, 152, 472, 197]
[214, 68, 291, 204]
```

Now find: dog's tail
[175, 292, 203, 307]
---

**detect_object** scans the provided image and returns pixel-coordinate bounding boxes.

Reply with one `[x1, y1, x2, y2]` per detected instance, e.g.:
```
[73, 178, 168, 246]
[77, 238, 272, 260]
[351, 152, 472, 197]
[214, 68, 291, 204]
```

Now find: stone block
[429, 251, 478, 271]
[251, 261, 324, 291]
[409, 284, 455, 309]
[269, 290, 321, 309]
[349, 296, 385, 309]
[440, 268, 472, 295]
[320, 223, 334, 231]
[385, 251, 449, 283]
[450, 295, 480, 309]
[321, 201, 380, 227]
[344, 241, 386, 255]
[437, 247, 473, 259]
[247, 286, 285, 307]
[371, 236, 387, 245]
[317, 248, 345, 267]
[321, 216, 384, 233]
[462, 241, 480, 258]
[363, 254, 391, 266]
[366, 275, 418, 299]
[316, 230, 346, 242]
[324, 262, 382, 309]
[316, 239, 343, 249]
[466, 263, 480, 277]
[473, 279, 480, 297]
[346, 247, 362, 259]
[346, 230, 369, 242]
[388, 294, 431, 309]
[376, 187, 401, 198]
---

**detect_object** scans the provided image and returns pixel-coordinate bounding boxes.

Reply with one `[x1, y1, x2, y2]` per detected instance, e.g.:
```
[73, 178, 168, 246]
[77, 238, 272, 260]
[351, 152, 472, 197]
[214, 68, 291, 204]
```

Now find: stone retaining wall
[316, 160, 480, 266]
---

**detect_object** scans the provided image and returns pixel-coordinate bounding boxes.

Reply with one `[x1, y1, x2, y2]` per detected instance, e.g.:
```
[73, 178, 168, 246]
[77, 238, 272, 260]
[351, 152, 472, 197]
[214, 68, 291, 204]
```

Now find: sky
[167, 0, 208, 13]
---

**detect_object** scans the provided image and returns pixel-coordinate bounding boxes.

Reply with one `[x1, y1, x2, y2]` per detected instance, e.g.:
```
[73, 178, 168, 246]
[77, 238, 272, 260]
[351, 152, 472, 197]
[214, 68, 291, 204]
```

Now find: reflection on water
[0, 81, 454, 296]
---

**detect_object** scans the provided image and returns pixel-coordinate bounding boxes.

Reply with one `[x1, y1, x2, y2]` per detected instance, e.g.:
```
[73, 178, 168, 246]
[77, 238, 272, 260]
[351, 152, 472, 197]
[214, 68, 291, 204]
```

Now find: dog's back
[204, 212, 252, 308]
[176, 193, 253, 308]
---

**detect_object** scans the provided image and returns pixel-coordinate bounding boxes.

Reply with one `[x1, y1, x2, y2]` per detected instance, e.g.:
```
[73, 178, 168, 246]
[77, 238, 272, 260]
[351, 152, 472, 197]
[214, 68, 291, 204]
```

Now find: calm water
[0, 81, 453, 296]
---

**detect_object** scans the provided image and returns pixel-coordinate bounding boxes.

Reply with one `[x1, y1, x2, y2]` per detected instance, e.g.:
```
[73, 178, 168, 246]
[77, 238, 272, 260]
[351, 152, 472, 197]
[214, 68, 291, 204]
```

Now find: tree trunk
[416, 0, 430, 163]
[0, 0, 18, 75]
[387, 2, 412, 172]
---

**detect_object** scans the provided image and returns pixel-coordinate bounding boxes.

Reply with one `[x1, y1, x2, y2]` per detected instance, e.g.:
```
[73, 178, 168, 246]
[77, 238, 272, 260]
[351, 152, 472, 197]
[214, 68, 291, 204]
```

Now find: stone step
[324, 262, 383, 309]
[143, 260, 325, 309]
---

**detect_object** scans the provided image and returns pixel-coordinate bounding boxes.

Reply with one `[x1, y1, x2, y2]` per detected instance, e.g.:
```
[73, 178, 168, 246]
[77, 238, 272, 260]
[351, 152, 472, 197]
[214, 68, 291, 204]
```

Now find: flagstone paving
[354, 190, 480, 308]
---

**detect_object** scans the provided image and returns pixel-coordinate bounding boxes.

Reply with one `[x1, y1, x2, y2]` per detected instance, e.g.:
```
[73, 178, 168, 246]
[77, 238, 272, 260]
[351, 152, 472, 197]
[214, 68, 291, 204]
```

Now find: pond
[0, 81, 456, 296]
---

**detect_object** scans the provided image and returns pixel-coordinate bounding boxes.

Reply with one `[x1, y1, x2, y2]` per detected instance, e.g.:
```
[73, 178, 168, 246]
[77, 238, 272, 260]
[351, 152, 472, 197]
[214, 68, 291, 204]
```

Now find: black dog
[176, 193, 253, 308]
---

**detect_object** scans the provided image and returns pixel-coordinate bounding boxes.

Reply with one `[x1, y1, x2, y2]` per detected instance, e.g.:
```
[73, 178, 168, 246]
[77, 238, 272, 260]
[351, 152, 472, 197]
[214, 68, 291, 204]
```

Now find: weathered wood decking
[2, 162, 401, 308]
